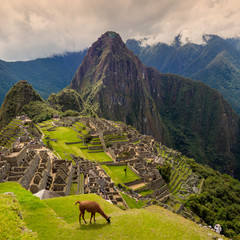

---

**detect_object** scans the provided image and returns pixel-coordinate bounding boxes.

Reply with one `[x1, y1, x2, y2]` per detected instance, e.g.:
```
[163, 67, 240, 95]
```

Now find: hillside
[0, 80, 59, 128]
[70, 31, 240, 178]
[0, 60, 20, 105]
[0, 182, 227, 240]
[126, 35, 240, 114]
[0, 51, 87, 105]
[47, 88, 85, 112]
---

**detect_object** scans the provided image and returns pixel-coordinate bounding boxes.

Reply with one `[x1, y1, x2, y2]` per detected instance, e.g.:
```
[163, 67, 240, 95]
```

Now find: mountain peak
[0, 80, 43, 128]
[99, 31, 123, 43]
[92, 31, 126, 52]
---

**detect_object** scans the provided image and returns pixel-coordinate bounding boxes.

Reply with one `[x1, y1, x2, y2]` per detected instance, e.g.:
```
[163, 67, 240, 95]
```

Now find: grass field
[0, 182, 227, 240]
[101, 165, 140, 185]
[40, 124, 112, 163]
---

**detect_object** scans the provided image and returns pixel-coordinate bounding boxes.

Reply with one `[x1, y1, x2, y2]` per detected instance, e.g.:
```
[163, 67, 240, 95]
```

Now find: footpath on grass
[0, 182, 228, 240]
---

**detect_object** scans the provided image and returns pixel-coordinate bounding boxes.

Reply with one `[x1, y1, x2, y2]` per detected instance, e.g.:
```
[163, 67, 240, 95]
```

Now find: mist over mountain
[70, 31, 240, 178]
[126, 34, 240, 114]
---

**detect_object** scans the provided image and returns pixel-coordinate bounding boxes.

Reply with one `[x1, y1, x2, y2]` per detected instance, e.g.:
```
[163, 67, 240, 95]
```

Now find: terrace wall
[19, 154, 40, 189]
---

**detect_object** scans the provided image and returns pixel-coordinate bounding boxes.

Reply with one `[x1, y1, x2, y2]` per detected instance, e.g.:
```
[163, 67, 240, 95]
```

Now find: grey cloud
[0, 0, 239, 61]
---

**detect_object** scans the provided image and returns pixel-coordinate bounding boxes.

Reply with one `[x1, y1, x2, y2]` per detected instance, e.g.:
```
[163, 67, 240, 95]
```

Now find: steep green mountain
[70, 31, 240, 178]
[70, 31, 169, 144]
[0, 51, 87, 105]
[0, 80, 58, 128]
[47, 88, 97, 117]
[47, 88, 85, 112]
[126, 35, 240, 114]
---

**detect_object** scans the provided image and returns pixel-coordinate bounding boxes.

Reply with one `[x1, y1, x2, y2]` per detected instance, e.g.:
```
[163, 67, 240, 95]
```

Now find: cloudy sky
[0, 0, 239, 61]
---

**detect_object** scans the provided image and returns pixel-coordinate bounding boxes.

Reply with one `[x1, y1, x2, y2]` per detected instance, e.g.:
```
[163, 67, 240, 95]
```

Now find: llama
[75, 200, 111, 224]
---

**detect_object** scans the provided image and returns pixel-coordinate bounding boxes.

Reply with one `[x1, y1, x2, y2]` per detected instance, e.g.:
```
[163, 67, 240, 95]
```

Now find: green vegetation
[120, 192, 145, 209]
[126, 35, 240, 114]
[42, 126, 84, 161]
[47, 89, 84, 113]
[157, 162, 172, 183]
[70, 183, 78, 195]
[0, 80, 44, 128]
[185, 158, 240, 238]
[21, 101, 59, 123]
[40, 122, 112, 162]
[0, 182, 227, 240]
[101, 165, 140, 185]
[0, 192, 37, 239]
[137, 188, 154, 197]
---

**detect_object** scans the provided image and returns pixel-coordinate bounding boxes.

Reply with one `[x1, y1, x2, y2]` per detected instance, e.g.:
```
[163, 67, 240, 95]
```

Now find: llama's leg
[90, 213, 93, 224]
[79, 212, 82, 224]
[81, 210, 87, 224]
[94, 213, 96, 222]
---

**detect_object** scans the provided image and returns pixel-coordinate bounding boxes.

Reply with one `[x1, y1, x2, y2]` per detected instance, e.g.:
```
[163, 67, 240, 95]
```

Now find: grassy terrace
[101, 165, 140, 185]
[0, 182, 227, 240]
[39, 121, 112, 163]
[0, 119, 26, 147]
[120, 192, 146, 209]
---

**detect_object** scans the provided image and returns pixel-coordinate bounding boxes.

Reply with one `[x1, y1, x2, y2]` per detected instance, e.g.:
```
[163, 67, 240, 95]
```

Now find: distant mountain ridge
[0, 51, 87, 104]
[126, 34, 240, 114]
[70, 31, 240, 178]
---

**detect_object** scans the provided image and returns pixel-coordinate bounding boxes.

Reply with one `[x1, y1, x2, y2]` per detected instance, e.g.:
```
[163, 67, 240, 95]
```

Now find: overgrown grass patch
[0, 193, 37, 240]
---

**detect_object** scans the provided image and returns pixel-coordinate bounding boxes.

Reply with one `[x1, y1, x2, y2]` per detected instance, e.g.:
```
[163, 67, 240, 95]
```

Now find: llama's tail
[75, 201, 81, 205]
[98, 207, 111, 223]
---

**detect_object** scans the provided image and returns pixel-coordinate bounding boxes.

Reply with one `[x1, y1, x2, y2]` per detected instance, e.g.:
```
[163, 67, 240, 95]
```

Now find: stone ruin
[51, 159, 73, 196]
[0, 142, 74, 198]
[72, 155, 127, 207]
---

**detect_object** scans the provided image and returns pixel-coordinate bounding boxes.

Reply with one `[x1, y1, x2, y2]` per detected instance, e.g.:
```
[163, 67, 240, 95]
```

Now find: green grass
[137, 189, 154, 197]
[120, 192, 146, 209]
[0, 192, 37, 240]
[0, 182, 228, 240]
[41, 123, 112, 162]
[101, 165, 140, 185]
[70, 183, 78, 195]
[43, 127, 81, 142]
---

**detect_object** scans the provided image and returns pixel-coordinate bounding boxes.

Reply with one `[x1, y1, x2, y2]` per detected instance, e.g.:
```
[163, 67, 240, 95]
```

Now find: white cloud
[0, 0, 239, 61]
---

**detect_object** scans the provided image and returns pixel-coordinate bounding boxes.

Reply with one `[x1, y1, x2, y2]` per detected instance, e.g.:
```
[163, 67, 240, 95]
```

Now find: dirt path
[129, 183, 145, 190]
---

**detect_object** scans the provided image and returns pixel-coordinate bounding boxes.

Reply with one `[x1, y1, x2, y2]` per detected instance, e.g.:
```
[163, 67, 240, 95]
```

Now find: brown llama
[75, 200, 111, 224]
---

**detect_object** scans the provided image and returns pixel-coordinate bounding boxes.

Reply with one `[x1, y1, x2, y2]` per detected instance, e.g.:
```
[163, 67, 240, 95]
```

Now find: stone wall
[124, 179, 143, 187]
[128, 164, 141, 178]
[150, 178, 165, 190]
[2, 147, 27, 167]
[64, 164, 74, 196]
[0, 161, 10, 183]
[19, 154, 40, 189]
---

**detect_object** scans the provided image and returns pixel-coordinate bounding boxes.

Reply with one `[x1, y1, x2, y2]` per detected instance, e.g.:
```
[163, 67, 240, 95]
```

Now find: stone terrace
[72, 155, 127, 207]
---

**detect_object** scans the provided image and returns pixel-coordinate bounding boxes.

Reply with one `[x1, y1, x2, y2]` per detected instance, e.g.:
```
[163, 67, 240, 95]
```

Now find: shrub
[157, 163, 171, 183]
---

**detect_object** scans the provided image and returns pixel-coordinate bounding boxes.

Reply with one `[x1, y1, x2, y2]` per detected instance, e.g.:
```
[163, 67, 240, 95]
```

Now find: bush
[157, 163, 171, 183]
